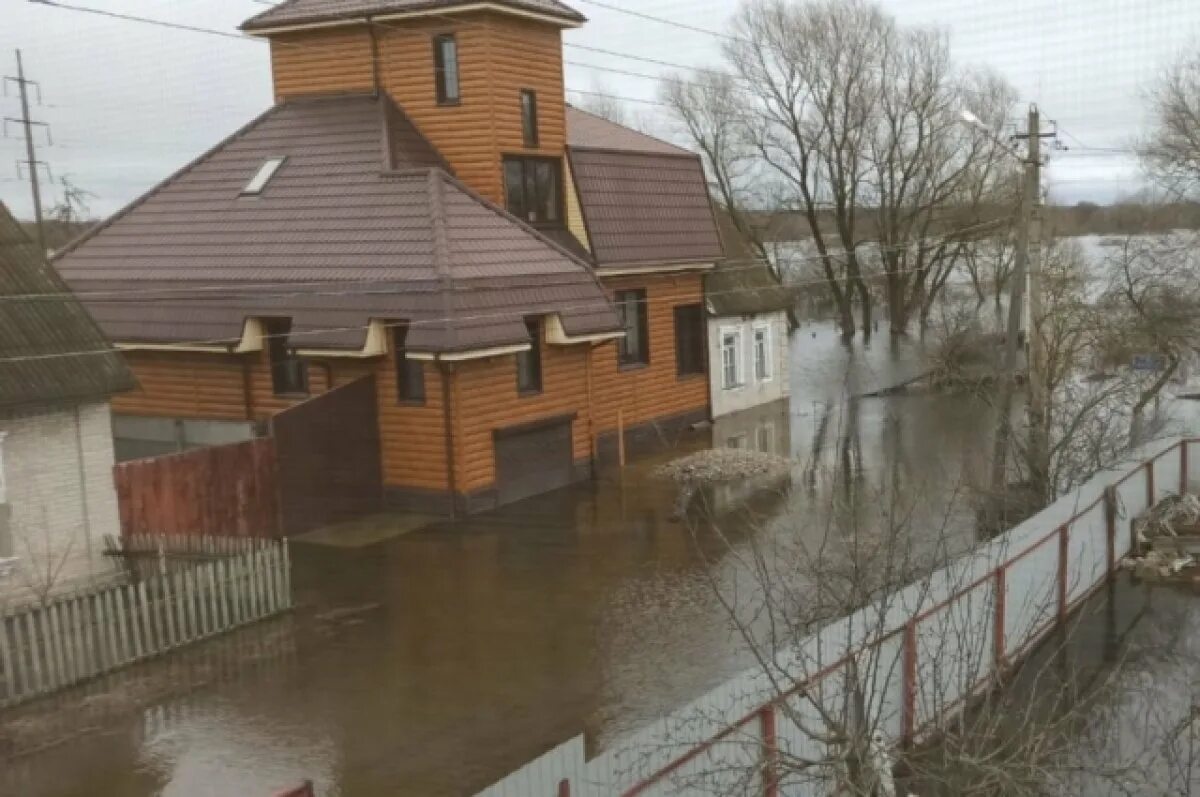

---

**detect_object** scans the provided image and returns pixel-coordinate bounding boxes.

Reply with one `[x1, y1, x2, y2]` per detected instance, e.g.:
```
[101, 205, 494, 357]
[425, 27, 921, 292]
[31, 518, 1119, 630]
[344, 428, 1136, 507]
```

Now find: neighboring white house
[0, 202, 134, 602]
[704, 252, 795, 418]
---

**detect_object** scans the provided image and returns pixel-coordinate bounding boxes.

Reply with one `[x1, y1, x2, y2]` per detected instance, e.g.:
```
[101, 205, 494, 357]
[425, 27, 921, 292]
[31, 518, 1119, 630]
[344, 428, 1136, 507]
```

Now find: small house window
[726, 434, 747, 450]
[756, 422, 775, 454]
[0, 431, 9, 561]
[674, 304, 705, 377]
[616, 289, 649, 367]
[521, 89, 539, 148]
[241, 157, 286, 196]
[393, 325, 426, 404]
[433, 34, 460, 105]
[503, 156, 561, 226]
[264, 319, 308, 396]
[720, 328, 743, 390]
[516, 317, 543, 395]
[753, 325, 772, 382]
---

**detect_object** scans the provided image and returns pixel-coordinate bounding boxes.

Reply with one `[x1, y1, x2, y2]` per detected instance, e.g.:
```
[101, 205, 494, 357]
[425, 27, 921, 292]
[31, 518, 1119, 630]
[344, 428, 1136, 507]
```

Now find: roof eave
[242, 2, 585, 35]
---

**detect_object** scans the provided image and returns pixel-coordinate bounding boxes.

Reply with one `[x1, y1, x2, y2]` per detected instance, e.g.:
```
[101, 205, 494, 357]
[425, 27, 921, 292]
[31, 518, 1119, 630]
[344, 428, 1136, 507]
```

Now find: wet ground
[0, 322, 1164, 797]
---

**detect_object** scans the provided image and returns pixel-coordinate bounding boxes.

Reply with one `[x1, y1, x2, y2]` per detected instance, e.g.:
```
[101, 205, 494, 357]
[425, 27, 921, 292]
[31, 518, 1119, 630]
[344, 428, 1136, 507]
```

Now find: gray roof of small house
[0, 202, 134, 410]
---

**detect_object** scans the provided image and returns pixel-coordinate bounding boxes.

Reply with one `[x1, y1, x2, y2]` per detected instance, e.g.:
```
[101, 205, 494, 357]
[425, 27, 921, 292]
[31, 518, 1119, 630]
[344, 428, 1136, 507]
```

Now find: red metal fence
[114, 437, 279, 538]
[477, 437, 1196, 797]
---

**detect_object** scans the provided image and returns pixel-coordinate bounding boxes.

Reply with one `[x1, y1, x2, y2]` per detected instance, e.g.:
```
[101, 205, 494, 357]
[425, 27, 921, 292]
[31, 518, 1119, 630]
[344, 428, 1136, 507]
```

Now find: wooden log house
[54, 0, 724, 516]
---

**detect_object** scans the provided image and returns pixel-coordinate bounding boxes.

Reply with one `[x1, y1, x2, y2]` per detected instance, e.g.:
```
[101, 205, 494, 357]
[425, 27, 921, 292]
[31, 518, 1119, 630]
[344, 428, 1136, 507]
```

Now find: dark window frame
[520, 89, 539, 148]
[263, 318, 309, 397]
[502, 155, 563, 228]
[615, 289, 650, 368]
[433, 33, 460, 106]
[515, 317, 543, 395]
[393, 325, 427, 405]
[673, 304, 706, 378]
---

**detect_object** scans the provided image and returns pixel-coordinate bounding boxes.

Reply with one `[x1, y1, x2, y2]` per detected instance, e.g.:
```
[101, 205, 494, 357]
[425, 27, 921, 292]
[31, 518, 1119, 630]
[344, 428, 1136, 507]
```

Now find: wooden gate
[271, 376, 382, 536]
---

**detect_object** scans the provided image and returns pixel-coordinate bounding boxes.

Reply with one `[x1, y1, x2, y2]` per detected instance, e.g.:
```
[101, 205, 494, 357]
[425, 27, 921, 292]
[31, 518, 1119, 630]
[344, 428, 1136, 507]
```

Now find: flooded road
[0, 325, 1025, 797]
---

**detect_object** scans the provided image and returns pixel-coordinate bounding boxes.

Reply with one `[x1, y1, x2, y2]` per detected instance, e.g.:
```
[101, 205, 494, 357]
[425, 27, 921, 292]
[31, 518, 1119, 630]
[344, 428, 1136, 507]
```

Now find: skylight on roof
[241, 157, 286, 196]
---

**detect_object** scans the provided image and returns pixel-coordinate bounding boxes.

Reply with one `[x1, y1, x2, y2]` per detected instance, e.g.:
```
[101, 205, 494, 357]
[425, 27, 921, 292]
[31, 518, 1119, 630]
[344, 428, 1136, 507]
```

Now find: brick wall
[0, 401, 120, 602]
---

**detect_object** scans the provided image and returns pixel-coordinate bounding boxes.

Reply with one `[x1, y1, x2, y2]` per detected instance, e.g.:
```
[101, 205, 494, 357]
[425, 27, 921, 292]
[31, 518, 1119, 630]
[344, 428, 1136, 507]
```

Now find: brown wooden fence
[272, 376, 382, 536]
[114, 376, 382, 540]
[115, 438, 279, 538]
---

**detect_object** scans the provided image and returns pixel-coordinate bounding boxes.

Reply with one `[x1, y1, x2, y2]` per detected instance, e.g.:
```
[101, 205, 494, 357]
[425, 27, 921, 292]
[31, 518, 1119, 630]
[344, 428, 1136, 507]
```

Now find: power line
[0, 251, 1013, 366]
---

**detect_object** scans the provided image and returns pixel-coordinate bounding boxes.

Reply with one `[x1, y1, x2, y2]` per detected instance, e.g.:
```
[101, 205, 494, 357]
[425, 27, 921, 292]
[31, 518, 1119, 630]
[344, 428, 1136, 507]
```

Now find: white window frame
[720, 327, 744, 390]
[726, 433, 747, 450]
[753, 323, 773, 383]
[0, 430, 14, 571]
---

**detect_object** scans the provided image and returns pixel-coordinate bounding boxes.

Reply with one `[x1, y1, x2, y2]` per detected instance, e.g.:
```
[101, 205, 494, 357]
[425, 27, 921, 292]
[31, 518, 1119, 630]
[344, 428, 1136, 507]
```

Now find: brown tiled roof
[0, 202, 134, 410]
[565, 107, 722, 268]
[54, 94, 619, 354]
[241, 0, 585, 31]
[566, 106, 695, 156]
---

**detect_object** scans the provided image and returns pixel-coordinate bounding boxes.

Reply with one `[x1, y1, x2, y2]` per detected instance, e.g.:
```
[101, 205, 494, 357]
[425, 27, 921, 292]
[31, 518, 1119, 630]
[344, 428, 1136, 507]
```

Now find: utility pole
[1023, 106, 1048, 501]
[5, 50, 49, 257]
[989, 104, 1046, 501]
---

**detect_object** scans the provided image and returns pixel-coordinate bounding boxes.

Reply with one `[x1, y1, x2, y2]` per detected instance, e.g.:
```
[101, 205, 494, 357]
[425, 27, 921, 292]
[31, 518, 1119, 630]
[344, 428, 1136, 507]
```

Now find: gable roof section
[53, 94, 619, 354]
[0, 202, 134, 410]
[566, 106, 694, 156]
[566, 108, 723, 268]
[242, 0, 585, 32]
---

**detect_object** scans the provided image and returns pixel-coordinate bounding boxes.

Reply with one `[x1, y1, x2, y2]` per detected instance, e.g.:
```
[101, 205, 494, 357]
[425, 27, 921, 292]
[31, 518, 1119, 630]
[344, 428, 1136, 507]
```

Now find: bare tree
[1142, 50, 1200, 200]
[663, 0, 1020, 340]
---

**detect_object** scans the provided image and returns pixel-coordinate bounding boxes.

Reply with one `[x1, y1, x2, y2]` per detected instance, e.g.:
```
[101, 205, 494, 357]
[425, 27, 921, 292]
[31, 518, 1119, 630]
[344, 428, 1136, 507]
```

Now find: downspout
[439, 359, 458, 520]
[240, 355, 255, 422]
[586, 342, 599, 478]
[318, 360, 334, 392]
[368, 17, 382, 98]
[73, 404, 94, 579]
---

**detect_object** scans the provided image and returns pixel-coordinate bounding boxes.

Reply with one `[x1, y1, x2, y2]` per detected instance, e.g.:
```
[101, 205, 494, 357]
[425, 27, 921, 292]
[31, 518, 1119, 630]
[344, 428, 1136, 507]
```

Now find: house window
[264, 319, 308, 396]
[516, 317, 543, 395]
[241, 157, 286, 196]
[433, 34, 460, 105]
[616, 289, 649, 367]
[726, 433, 747, 450]
[674, 304, 705, 377]
[753, 325, 773, 382]
[721, 329, 743, 389]
[503, 156, 561, 226]
[393, 325, 426, 404]
[520, 89, 539, 148]
[757, 422, 775, 454]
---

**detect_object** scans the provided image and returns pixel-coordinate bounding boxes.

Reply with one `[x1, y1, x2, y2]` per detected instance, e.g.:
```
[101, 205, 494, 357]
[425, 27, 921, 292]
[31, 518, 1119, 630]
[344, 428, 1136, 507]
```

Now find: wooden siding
[114, 350, 447, 494]
[268, 12, 567, 206]
[452, 335, 590, 492]
[590, 272, 710, 434]
[270, 27, 376, 99]
[563, 155, 591, 252]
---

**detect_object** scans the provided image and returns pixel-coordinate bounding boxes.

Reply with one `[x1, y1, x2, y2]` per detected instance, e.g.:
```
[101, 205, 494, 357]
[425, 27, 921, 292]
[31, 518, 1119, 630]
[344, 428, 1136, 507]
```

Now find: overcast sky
[2, 0, 1199, 219]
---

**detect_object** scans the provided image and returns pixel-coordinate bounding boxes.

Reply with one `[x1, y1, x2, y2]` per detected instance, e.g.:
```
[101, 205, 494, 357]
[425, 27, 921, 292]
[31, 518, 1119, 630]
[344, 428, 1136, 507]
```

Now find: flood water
[0, 323, 1116, 797]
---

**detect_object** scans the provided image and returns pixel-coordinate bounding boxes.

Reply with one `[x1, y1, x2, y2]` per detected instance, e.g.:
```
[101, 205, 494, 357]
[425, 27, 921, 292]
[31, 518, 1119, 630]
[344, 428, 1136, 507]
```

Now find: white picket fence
[0, 536, 291, 708]
[478, 436, 1199, 797]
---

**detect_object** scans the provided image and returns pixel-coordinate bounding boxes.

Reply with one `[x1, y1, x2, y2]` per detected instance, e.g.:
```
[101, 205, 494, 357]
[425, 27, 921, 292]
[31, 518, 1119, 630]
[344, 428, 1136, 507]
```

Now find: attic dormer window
[241, 157, 286, 196]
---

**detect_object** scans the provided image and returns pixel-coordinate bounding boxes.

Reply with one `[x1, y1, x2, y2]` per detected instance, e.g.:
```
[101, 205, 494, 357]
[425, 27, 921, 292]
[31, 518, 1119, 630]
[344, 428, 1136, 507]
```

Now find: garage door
[494, 416, 574, 506]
